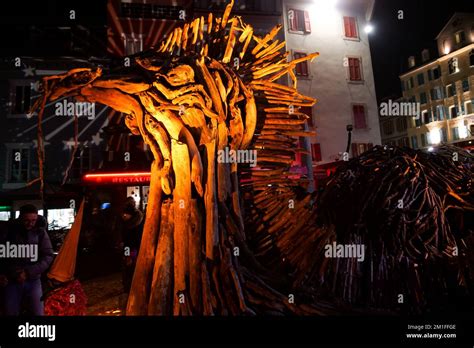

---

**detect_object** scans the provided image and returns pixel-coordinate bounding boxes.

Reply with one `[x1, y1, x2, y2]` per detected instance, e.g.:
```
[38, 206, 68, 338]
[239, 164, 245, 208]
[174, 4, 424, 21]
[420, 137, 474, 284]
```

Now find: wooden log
[188, 199, 203, 314]
[127, 160, 163, 315]
[171, 139, 192, 315]
[148, 200, 174, 315]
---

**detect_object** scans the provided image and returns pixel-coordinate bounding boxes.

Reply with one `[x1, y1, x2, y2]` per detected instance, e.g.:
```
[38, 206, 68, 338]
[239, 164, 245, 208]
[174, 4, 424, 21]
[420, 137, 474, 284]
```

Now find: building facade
[400, 13, 474, 150]
[281, 0, 381, 166]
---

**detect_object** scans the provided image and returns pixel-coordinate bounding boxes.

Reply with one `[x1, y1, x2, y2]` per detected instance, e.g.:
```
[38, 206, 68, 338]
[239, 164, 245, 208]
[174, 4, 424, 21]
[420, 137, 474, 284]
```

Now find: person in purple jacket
[0, 204, 53, 315]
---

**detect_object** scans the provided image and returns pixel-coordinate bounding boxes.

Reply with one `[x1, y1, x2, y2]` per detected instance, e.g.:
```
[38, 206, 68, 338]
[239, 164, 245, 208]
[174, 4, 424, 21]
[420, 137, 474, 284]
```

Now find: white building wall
[282, 0, 381, 163]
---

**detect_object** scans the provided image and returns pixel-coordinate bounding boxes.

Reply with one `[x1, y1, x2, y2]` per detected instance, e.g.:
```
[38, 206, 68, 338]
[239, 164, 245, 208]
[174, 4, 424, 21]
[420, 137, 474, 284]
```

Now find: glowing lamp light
[83, 172, 151, 185]
[428, 147, 434, 152]
[429, 128, 441, 145]
[364, 24, 374, 34]
[459, 125, 468, 139]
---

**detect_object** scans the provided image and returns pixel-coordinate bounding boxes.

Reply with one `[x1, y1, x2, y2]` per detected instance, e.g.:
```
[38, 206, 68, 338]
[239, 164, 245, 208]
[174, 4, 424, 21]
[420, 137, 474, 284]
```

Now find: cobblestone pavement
[81, 272, 127, 316]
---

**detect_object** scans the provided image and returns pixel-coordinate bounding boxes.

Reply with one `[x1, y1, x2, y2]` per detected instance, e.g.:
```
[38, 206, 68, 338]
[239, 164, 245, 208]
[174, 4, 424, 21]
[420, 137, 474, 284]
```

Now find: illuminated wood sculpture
[34, 1, 324, 315]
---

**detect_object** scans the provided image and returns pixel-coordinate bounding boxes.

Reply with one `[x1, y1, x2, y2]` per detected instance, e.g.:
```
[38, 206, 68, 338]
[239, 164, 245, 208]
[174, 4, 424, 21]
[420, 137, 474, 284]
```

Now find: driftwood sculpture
[33, 1, 327, 315]
[33, 1, 474, 315]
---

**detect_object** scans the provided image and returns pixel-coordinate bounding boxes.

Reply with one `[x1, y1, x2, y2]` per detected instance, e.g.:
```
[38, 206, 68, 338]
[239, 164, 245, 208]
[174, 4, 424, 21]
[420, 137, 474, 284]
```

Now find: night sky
[369, 0, 474, 102]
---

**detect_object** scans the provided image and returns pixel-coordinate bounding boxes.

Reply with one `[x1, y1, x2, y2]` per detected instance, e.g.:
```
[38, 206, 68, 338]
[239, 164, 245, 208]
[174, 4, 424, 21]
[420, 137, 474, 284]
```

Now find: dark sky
[369, 0, 474, 102]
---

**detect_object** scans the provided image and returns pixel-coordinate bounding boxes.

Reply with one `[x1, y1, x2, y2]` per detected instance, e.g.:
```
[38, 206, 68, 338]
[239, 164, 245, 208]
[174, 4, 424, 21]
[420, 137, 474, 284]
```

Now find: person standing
[1, 204, 53, 315]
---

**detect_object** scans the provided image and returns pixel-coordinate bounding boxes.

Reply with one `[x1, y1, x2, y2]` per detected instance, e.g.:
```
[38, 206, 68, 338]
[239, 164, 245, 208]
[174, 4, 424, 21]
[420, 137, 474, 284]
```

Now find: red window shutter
[289, 9, 297, 31]
[349, 58, 361, 81]
[355, 59, 361, 80]
[353, 105, 366, 129]
[350, 18, 357, 37]
[311, 143, 321, 162]
[294, 52, 308, 76]
[343, 17, 351, 37]
[303, 11, 311, 33]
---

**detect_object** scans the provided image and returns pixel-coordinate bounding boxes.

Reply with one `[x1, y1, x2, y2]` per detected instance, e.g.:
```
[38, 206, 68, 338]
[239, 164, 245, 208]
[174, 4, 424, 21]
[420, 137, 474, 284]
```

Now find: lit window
[288, 9, 311, 33]
[448, 57, 460, 74]
[343, 16, 358, 38]
[455, 30, 465, 44]
[351, 143, 373, 157]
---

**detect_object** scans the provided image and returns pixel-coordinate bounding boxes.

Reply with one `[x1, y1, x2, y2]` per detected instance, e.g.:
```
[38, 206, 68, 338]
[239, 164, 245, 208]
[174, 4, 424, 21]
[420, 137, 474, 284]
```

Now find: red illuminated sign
[83, 172, 151, 185]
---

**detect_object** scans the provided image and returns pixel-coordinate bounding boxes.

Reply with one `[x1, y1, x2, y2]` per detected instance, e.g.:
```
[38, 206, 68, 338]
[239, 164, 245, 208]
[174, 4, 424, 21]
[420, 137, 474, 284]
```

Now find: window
[288, 9, 311, 33]
[422, 110, 431, 124]
[452, 127, 460, 141]
[448, 57, 459, 74]
[120, 2, 183, 20]
[400, 80, 405, 92]
[383, 120, 394, 135]
[428, 66, 440, 80]
[396, 118, 407, 132]
[420, 92, 427, 104]
[440, 128, 447, 143]
[352, 104, 366, 129]
[123, 34, 143, 55]
[446, 83, 457, 97]
[470, 50, 474, 66]
[466, 101, 474, 115]
[47, 208, 75, 230]
[449, 105, 458, 119]
[11, 84, 32, 114]
[462, 79, 469, 92]
[415, 115, 421, 127]
[437, 105, 446, 120]
[408, 56, 415, 68]
[343, 16, 358, 38]
[7, 147, 30, 183]
[430, 86, 443, 100]
[293, 52, 309, 77]
[406, 77, 415, 89]
[351, 143, 373, 157]
[455, 30, 466, 44]
[348, 57, 362, 81]
[417, 73, 424, 86]
[411, 135, 418, 149]
[421, 133, 427, 147]
[311, 143, 322, 162]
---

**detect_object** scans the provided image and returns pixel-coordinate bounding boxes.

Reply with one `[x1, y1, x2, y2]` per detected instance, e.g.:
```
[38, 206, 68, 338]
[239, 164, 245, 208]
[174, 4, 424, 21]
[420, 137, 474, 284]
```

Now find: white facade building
[281, 0, 381, 164]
